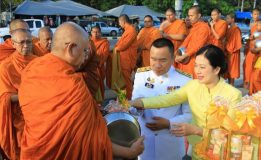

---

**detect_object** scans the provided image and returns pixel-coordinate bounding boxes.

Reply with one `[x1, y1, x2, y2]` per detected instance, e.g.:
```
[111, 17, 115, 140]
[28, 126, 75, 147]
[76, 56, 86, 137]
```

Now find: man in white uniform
[131, 38, 192, 160]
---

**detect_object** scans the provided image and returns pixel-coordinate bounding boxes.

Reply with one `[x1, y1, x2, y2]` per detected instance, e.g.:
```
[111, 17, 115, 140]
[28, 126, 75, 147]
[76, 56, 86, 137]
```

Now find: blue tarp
[105, 5, 164, 20]
[14, 0, 109, 16]
[235, 11, 252, 19]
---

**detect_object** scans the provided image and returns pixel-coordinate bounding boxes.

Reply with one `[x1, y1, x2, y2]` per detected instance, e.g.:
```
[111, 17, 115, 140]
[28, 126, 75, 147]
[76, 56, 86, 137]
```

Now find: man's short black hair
[151, 38, 174, 58]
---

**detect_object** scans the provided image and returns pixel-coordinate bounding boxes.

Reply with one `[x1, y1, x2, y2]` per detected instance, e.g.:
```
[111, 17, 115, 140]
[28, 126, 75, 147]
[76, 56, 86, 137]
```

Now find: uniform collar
[151, 66, 174, 79]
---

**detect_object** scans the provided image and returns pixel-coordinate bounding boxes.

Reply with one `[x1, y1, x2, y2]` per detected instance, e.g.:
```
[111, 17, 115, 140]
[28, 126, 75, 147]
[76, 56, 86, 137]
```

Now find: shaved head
[189, 5, 201, 14]
[52, 22, 89, 69]
[118, 14, 131, 29]
[38, 26, 53, 51]
[9, 19, 29, 35]
[11, 29, 33, 55]
[38, 26, 52, 37]
[119, 14, 131, 24]
[188, 5, 202, 24]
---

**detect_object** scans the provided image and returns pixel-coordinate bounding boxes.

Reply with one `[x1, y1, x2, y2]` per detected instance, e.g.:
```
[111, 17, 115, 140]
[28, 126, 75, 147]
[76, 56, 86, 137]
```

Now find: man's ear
[66, 42, 76, 58]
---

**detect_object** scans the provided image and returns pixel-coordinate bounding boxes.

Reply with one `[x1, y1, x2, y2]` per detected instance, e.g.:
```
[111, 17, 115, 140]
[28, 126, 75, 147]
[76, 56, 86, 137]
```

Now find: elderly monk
[0, 29, 36, 160]
[0, 19, 30, 63]
[90, 26, 110, 101]
[244, 8, 260, 89]
[33, 26, 53, 56]
[137, 15, 161, 67]
[209, 8, 228, 50]
[249, 20, 261, 95]
[18, 22, 144, 159]
[115, 14, 138, 99]
[176, 5, 211, 76]
[225, 13, 242, 86]
[160, 7, 187, 68]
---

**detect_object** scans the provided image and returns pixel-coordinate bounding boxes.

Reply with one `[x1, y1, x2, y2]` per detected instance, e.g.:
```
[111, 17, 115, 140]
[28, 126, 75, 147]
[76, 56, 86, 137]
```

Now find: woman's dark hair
[196, 44, 227, 75]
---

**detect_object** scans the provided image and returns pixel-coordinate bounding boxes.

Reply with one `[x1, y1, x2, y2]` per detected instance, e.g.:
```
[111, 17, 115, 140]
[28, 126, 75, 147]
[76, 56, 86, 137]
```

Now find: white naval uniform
[131, 66, 192, 160]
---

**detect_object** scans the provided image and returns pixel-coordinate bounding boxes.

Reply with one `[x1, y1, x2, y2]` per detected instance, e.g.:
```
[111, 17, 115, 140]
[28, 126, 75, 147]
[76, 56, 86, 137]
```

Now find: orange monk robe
[163, 20, 187, 52]
[225, 25, 242, 79]
[163, 20, 187, 68]
[32, 41, 49, 57]
[91, 37, 110, 100]
[0, 38, 15, 63]
[137, 27, 161, 67]
[249, 53, 261, 94]
[0, 51, 36, 159]
[209, 19, 228, 50]
[244, 24, 257, 83]
[18, 53, 113, 159]
[115, 23, 138, 99]
[81, 39, 100, 98]
[180, 21, 211, 76]
[0, 37, 39, 63]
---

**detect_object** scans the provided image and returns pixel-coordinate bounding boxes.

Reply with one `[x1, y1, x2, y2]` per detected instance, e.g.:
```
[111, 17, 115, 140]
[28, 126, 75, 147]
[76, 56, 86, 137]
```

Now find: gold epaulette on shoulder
[136, 66, 151, 73]
[175, 69, 192, 78]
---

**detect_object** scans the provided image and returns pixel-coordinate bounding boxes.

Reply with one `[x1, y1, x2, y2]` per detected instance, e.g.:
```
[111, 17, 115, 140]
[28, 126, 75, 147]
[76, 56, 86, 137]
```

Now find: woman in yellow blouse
[130, 44, 242, 156]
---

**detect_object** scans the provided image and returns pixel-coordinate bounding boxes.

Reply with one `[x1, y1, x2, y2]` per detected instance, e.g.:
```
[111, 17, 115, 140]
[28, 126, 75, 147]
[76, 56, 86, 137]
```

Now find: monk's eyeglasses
[144, 21, 152, 23]
[12, 39, 33, 45]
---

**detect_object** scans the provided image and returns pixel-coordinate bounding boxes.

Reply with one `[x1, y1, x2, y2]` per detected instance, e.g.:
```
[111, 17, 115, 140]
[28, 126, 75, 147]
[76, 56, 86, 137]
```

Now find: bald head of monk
[118, 14, 131, 29]
[226, 13, 236, 25]
[9, 19, 29, 35]
[11, 29, 33, 55]
[165, 7, 176, 23]
[188, 5, 202, 24]
[211, 8, 222, 22]
[38, 26, 53, 51]
[252, 8, 260, 22]
[52, 22, 89, 70]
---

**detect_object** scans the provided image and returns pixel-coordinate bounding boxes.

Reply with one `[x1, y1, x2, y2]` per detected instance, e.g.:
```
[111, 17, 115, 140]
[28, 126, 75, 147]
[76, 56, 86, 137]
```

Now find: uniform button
[155, 134, 158, 136]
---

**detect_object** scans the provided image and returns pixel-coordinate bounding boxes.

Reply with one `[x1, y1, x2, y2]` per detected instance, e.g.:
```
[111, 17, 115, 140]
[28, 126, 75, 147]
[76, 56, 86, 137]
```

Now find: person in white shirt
[131, 38, 192, 160]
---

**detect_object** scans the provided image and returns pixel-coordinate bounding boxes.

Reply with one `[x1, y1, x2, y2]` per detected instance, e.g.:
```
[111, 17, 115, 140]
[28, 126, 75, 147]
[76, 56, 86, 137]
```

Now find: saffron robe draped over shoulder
[0, 51, 36, 159]
[115, 24, 138, 99]
[179, 21, 211, 76]
[18, 53, 113, 160]
[225, 25, 242, 79]
[137, 27, 161, 67]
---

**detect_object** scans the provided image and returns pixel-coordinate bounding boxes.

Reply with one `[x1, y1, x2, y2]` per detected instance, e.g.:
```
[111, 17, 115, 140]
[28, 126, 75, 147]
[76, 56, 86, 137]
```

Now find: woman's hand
[170, 123, 203, 137]
[129, 98, 144, 109]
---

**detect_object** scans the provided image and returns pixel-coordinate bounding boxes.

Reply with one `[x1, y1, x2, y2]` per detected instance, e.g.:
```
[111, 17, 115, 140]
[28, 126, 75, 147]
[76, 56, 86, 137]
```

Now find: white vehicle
[90, 22, 119, 36]
[24, 19, 56, 37]
[0, 19, 55, 40]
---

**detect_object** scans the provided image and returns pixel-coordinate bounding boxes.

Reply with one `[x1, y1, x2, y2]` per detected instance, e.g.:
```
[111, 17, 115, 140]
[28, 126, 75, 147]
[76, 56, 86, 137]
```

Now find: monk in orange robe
[115, 14, 138, 99]
[0, 19, 29, 63]
[79, 39, 101, 100]
[0, 29, 36, 160]
[137, 15, 161, 67]
[209, 8, 228, 50]
[33, 26, 53, 56]
[243, 8, 260, 89]
[90, 26, 110, 101]
[160, 7, 187, 68]
[18, 22, 144, 159]
[176, 6, 211, 77]
[225, 13, 242, 86]
[249, 20, 261, 95]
